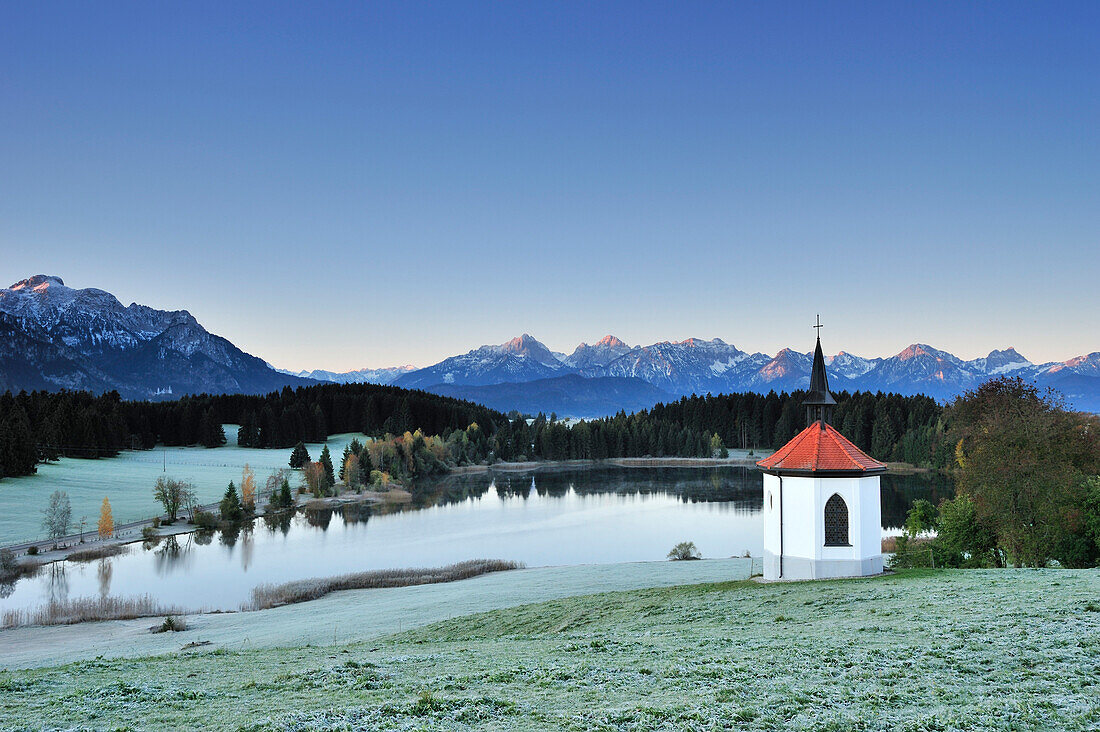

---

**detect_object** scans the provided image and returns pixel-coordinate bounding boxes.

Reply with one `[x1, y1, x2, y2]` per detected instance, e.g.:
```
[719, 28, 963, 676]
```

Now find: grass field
[0, 429, 367, 546]
[2, 568, 1097, 730]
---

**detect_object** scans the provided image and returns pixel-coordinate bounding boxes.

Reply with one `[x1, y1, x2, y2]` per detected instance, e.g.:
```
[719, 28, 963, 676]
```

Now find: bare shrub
[246, 559, 522, 610]
[65, 544, 129, 563]
[2, 595, 184, 628]
[667, 541, 701, 561]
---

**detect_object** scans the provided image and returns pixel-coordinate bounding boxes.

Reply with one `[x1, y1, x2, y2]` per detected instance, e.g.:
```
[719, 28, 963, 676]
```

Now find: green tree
[198, 408, 226, 448]
[220, 481, 243, 522]
[278, 477, 294, 509]
[318, 444, 335, 486]
[935, 494, 998, 567]
[950, 377, 1100, 567]
[289, 441, 310, 469]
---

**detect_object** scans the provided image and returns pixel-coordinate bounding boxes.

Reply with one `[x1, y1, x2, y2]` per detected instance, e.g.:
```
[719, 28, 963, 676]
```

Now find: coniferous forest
[0, 382, 949, 482]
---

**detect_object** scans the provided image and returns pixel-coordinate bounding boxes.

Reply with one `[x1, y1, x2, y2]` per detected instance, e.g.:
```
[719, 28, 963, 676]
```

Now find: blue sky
[2, 2, 1098, 370]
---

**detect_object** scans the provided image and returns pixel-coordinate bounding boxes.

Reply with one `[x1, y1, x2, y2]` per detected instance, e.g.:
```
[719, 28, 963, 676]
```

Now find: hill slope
[1, 567, 1094, 729]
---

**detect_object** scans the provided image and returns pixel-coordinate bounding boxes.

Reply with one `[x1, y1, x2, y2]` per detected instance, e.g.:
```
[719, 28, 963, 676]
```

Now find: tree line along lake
[0, 465, 953, 616]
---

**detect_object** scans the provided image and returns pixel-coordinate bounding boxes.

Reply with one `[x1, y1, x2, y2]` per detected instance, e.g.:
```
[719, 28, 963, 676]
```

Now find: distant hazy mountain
[0, 275, 313, 399]
[7, 277, 1099, 414]
[393, 334, 570, 389]
[391, 332, 1100, 413]
[426, 374, 673, 418]
[277, 365, 416, 385]
[563, 335, 636, 370]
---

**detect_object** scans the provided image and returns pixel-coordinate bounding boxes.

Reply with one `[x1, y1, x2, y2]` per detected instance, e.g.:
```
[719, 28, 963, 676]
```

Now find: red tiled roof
[757, 421, 886, 474]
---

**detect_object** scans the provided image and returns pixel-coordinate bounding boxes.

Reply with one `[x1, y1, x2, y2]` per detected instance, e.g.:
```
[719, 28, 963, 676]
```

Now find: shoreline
[451, 456, 762, 474]
[3, 457, 936, 556]
[0, 557, 757, 669]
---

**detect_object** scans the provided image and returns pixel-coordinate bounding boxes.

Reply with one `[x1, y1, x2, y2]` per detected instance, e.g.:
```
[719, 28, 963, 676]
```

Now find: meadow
[1, 568, 1096, 730]
[0, 429, 366, 546]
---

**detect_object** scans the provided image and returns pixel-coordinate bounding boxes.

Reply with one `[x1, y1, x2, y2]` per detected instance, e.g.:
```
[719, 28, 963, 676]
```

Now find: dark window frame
[824, 493, 850, 547]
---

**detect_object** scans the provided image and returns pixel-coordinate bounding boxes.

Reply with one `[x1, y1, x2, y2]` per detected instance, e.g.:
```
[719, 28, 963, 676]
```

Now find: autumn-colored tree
[302, 461, 326, 497]
[97, 497, 114, 539]
[240, 463, 256, 512]
[343, 453, 360, 488]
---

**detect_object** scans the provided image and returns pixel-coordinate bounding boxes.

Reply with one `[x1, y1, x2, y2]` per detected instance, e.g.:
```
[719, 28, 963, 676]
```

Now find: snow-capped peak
[9, 274, 66, 291]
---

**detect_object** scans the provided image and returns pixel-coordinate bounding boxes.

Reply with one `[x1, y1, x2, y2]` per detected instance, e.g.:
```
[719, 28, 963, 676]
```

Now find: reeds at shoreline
[2, 595, 184, 628]
[246, 559, 523, 610]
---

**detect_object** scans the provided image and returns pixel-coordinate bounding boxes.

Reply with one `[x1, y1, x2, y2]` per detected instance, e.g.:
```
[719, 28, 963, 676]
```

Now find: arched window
[824, 494, 849, 546]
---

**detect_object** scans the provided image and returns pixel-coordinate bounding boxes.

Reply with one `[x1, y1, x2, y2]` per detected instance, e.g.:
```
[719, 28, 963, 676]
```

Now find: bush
[26, 546, 38, 556]
[151, 516, 161, 529]
[193, 510, 218, 531]
[141, 526, 158, 540]
[151, 615, 188, 633]
[668, 541, 701, 561]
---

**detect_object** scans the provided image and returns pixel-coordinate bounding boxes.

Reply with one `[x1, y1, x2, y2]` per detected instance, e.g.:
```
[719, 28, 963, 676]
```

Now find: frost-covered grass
[2, 568, 1098, 730]
[0, 429, 368, 545]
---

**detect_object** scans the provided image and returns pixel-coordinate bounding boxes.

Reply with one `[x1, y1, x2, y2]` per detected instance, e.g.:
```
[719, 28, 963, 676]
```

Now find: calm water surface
[0, 467, 951, 614]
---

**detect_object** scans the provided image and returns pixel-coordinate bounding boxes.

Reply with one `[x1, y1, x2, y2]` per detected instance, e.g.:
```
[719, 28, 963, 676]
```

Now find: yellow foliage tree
[97, 497, 114, 539]
[241, 463, 256, 511]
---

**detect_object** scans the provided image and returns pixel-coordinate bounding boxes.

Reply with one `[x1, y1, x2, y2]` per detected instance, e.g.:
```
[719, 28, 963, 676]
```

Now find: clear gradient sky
[2, 2, 1098, 371]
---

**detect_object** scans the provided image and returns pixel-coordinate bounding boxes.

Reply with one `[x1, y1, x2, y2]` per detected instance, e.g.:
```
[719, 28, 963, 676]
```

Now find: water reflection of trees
[220, 524, 241, 548]
[262, 511, 294, 535]
[242, 466, 955, 535]
[97, 558, 112, 598]
[422, 467, 766, 510]
[153, 534, 195, 575]
[47, 563, 69, 605]
[414, 466, 954, 529]
[880, 472, 955, 529]
[304, 507, 332, 530]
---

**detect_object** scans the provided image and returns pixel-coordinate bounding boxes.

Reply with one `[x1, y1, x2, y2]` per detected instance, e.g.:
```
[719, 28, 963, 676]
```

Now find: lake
[0, 466, 952, 615]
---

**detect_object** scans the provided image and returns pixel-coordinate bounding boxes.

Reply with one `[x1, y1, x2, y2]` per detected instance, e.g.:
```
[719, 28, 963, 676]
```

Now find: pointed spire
[803, 317, 836, 423]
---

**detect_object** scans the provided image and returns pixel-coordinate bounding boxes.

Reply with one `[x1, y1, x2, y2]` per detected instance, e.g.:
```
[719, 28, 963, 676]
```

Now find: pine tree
[278, 477, 293, 509]
[339, 444, 351, 481]
[198, 408, 225, 448]
[220, 481, 243, 522]
[319, 444, 335, 486]
[289, 441, 310, 469]
[97, 497, 114, 539]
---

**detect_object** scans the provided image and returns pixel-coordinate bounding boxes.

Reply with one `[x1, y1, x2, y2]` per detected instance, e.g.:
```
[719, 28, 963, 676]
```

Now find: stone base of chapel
[762, 550, 883, 581]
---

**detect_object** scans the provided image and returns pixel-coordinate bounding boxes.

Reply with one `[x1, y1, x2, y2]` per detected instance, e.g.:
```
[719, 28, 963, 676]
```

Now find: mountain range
[0, 275, 310, 399]
[2, 275, 1098, 415]
[390, 334, 1100, 414]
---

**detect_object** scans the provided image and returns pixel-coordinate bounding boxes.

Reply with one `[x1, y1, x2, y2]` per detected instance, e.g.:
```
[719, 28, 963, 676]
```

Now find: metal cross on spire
[813, 314, 823, 336]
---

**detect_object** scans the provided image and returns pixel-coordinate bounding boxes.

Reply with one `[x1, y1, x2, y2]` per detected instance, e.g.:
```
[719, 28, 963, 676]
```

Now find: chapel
[756, 326, 886, 580]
